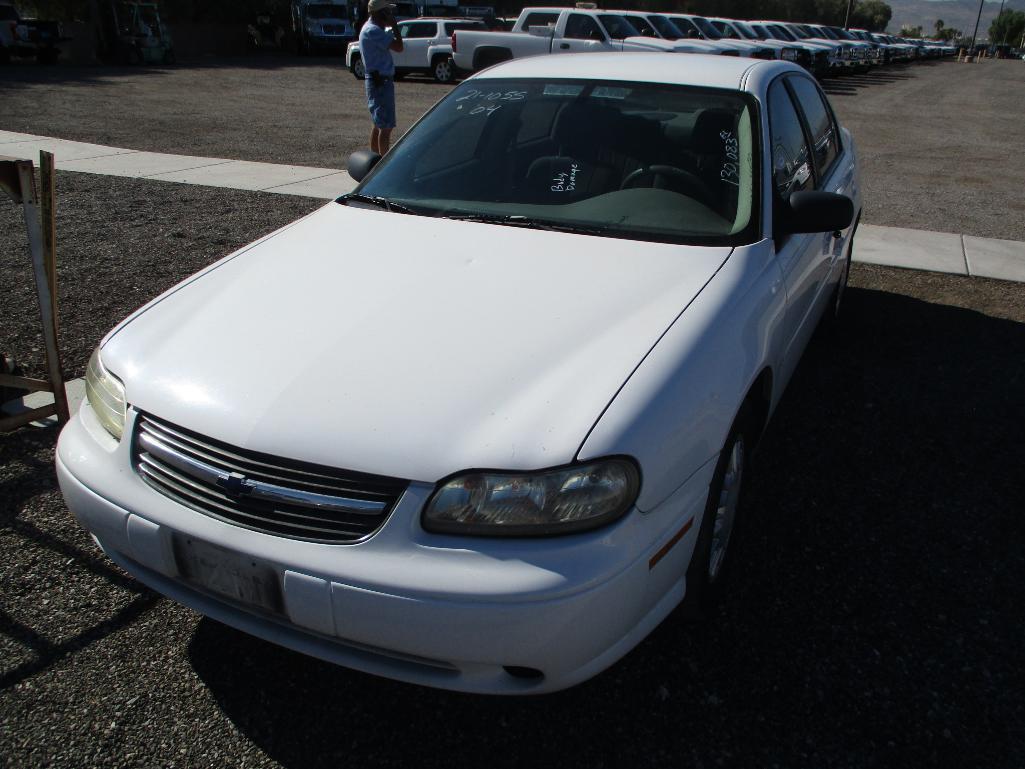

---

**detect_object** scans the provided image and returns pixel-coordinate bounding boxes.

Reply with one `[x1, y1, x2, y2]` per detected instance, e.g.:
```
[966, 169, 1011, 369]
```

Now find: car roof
[471, 52, 801, 92]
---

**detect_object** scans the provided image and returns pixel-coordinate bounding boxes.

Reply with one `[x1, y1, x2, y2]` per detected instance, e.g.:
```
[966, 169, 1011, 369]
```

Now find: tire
[37, 48, 59, 65]
[393, 70, 406, 81]
[681, 404, 755, 618]
[432, 55, 454, 83]
[0, 46, 11, 65]
[163, 48, 176, 65]
[351, 54, 364, 80]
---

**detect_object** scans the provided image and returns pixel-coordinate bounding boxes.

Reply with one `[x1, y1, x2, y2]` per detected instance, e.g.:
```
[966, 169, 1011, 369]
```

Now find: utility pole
[995, 0, 1005, 43]
[844, 0, 855, 29]
[969, 0, 985, 50]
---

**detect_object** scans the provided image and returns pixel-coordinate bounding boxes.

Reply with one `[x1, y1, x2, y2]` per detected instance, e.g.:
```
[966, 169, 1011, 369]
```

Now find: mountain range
[886, 0, 1025, 38]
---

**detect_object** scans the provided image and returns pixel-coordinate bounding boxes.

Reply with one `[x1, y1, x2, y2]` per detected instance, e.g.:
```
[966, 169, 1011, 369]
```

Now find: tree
[934, 18, 944, 36]
[900, 24, 923, 37]
[988, 9, 1025, 46]
[850, 0, 892, 32]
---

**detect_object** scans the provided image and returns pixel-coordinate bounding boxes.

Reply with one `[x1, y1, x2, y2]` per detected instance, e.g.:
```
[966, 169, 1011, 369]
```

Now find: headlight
[85, 348, 126, 440]
[423, 458, 640, 536]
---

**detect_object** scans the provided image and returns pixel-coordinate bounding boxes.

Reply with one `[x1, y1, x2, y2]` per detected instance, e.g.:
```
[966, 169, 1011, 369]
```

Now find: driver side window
[767, 79, 813, 200]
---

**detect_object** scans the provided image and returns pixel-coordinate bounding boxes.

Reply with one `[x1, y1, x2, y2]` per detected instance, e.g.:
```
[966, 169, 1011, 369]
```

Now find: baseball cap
[367, 0, 396, 12]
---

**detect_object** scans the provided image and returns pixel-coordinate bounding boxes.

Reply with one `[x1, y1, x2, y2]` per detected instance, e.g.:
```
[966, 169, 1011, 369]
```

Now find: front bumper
[57, 405, 714, 694]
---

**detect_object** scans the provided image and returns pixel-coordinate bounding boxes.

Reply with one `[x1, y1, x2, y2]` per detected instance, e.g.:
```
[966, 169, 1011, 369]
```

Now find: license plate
[173, 536, 282, 615]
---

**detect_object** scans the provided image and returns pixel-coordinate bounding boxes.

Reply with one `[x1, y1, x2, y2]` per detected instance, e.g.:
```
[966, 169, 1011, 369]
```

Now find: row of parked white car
[345, 5, 957, 83]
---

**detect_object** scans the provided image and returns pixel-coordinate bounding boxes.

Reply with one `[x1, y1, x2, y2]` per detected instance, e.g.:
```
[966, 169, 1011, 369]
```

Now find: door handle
[560, 43, 570, 49]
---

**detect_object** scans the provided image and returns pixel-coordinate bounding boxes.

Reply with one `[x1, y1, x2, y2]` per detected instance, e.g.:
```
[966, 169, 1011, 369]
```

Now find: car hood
[103, 203, 731, 482]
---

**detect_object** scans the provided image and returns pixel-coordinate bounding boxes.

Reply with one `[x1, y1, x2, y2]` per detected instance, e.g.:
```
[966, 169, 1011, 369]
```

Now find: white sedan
[58, 53, 860, 694]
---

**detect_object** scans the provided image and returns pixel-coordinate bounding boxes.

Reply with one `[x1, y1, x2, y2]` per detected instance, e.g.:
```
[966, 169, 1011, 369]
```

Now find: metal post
[843, 0, 855, 29]
[14, 159, 70, 425]
[40, 151, 59, 336]
[970, 0, 985, 51]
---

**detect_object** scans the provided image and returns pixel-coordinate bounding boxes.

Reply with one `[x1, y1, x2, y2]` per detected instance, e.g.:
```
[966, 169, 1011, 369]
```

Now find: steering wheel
[620, 164, 715, 206]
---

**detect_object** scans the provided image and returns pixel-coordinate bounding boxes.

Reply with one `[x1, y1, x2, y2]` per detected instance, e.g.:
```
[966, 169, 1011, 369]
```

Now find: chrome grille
[134, 414, 408, 543]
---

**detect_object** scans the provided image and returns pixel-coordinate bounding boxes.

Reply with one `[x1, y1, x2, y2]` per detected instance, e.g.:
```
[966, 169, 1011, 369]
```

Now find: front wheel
[350, 54, 364, 80]
[432, 55, 454, 83]
[682, 405, 754, 618]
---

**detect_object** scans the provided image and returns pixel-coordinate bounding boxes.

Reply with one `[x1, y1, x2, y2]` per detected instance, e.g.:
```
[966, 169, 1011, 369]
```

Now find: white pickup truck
[347, 17, 487, 83]
[450, 6, 712, 73]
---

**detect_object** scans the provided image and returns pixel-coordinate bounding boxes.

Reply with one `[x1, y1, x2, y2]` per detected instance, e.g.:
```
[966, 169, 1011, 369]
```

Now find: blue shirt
[359, 20, 396, 78]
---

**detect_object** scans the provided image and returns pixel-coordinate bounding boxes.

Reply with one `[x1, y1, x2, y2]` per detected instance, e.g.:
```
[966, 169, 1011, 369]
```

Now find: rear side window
[787, 76, 840, 181]
[521, 12, 558, 30]
[565, 14, 603, 40]
[767, 80, 813, 200]
[402, 22, 436, 38]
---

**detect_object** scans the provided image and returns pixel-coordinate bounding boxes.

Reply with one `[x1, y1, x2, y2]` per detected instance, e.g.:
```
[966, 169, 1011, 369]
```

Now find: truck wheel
[432, 56, 454, 83]
[163, 48, 176, 65]
[0, 46, 10, 65]
[37, 48, 59, 65]
[351, 54, 365, 79]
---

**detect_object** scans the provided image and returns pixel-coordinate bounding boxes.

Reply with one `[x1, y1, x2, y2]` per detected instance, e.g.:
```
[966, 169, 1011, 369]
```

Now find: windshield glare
[353, 79, 758, 246]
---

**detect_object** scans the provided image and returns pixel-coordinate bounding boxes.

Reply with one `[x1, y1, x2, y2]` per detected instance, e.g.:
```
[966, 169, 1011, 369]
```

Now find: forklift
[91, 1, 175, 64]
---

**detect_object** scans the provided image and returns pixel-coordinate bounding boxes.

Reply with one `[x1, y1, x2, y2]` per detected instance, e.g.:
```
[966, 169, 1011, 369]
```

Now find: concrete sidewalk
[0, 130, 357, 199]
[3, 130, 1024, 283]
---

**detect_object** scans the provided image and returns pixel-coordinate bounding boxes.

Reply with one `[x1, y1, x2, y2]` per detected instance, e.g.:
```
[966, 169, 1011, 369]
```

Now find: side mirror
[347, 149, 382, 182]
[782, 190, 854, 235]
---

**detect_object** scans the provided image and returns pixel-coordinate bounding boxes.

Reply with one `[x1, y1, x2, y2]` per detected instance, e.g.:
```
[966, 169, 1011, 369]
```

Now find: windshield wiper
[339, 193, 420, 215]
[440, 213, 609, 236]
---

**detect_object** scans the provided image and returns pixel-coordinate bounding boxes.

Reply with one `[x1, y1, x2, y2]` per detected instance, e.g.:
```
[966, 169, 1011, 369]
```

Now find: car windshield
[306, 4, 345, 19]
[598, 15, 639, 40]
[691, 17, 722, 40]
[830, 27, 857, 40]
[647, 15, 680, 39]
[768, 25, 797, 41]
[733, 22, 761, 40]
[625, 15, 657, 37]
[351, 78, 759, 246]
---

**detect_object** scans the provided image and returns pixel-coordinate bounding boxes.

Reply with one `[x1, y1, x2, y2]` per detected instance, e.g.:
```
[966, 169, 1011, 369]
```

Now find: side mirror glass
[347, 149, 382, 182]
[782, 190, 854, 235]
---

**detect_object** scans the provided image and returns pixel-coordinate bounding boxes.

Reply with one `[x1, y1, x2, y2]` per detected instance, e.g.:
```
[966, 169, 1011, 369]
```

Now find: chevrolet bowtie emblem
[217, 471, 254, 498]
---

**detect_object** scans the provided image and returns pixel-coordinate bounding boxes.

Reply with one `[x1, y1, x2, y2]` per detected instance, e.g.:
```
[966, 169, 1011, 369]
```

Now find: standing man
[359, 0, 404, 155]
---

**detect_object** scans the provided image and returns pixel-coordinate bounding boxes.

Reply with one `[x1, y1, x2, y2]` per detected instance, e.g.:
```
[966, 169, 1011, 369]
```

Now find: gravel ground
[2, 173, 1024, 767]
[0, 172, 321, 381]
[2, 56, 1024, 239]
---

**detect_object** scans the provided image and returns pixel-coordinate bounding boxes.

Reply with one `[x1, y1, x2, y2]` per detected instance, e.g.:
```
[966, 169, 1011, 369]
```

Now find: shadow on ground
[820, 61, 930, 95]
[187, 275, 1025, 768]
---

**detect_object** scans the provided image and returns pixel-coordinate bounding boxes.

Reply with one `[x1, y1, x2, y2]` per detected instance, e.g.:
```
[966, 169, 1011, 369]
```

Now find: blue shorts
[365, 77, 396, 130]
